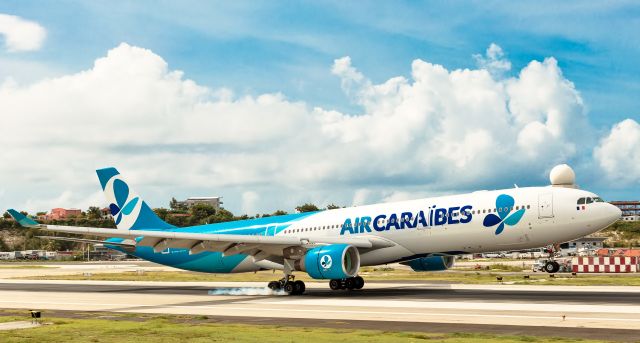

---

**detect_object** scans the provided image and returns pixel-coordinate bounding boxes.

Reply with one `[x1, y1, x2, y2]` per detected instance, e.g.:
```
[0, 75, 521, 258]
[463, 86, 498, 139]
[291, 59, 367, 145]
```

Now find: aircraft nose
[606, 203, 622, 222]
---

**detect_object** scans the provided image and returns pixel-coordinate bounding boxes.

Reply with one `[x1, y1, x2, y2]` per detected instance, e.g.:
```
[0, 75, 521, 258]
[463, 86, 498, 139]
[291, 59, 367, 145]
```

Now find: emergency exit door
[538, 193, 554, 218]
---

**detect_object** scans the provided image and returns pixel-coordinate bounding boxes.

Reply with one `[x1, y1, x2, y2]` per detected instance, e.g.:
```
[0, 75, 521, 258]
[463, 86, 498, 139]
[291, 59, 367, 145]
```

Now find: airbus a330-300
[8, 164, 620, 295]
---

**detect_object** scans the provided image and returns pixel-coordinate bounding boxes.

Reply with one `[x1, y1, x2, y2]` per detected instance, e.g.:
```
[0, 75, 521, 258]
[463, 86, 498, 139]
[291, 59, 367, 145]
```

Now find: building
[46, 208, 82, 220]
[610, 201, 640, 221]
[177, 197, 223, 210]
[100, 207, 113, 219]
[559, 236, 607, 251]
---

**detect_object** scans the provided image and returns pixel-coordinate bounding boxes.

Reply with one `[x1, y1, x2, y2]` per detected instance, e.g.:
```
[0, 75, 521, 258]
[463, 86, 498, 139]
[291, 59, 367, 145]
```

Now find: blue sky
[0, 1, 638, 214]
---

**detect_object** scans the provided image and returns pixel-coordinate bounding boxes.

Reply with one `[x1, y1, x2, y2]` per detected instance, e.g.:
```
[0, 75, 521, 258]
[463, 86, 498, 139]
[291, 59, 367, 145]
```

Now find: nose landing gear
[329, 276, 364, 291]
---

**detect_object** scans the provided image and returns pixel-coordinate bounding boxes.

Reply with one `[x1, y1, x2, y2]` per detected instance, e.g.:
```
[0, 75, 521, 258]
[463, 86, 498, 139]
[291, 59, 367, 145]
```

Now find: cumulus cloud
[473, 43, 511, 78]
[0, 43, 599, 213]
[594, 119, 640, 185]
[0, 14, 46, 52]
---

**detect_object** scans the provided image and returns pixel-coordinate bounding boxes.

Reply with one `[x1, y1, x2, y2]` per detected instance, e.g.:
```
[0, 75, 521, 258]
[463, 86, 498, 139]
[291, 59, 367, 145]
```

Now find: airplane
[7, 164, 621, 295]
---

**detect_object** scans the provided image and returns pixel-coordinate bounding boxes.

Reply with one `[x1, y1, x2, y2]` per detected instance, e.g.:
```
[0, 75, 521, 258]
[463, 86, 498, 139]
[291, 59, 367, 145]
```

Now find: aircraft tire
[294, 280, 305, 295]
[353, 276, 365, 289]
[284, 282, 295, 294]
[344, 278, 355, 290]
[268, 281, 280, 290]
[544, 261, 560, 273]
[329, 279, 342, 290]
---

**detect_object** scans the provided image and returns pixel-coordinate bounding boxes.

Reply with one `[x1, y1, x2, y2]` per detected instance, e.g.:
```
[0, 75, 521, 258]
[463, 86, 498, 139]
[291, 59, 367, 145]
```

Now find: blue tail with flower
[96, 167, 174, 231]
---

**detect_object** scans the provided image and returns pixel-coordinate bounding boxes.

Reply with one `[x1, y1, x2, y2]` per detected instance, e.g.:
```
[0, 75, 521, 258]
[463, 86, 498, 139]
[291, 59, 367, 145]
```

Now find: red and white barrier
[572, 256, 638, 273]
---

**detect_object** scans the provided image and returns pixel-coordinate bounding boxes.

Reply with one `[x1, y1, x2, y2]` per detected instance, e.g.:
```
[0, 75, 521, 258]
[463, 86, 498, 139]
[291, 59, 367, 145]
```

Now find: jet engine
[295, 244, 360, 279]
[402, 255, 454, 271]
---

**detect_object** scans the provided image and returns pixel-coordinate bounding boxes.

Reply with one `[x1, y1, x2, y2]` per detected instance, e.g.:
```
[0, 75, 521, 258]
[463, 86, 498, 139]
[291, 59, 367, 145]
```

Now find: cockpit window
[593, 197, 604, 202]
[577, 198, 585, 205]
[586, 197, 594, 204]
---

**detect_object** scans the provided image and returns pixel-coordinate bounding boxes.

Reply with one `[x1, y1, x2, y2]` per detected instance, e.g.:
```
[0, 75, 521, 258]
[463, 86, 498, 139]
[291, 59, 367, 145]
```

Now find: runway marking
[260, 299, 640, 314]
[2, 300, 640, 324]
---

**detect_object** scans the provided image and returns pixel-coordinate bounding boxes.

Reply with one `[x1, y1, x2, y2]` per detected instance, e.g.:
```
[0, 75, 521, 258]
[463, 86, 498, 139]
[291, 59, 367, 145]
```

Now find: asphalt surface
[2, 281, 639, 304]
[1, 281, 639, 342]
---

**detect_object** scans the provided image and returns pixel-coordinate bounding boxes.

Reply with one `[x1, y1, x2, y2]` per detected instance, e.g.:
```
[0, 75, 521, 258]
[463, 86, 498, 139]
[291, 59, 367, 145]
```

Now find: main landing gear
[268, 275, 306, 295]
[329, 276, 364, 291]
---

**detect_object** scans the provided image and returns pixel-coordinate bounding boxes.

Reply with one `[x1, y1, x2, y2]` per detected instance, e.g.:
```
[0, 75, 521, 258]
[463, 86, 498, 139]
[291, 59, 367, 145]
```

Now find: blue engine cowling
[295, 244, 360, 279]
[402, 256, 454, 271]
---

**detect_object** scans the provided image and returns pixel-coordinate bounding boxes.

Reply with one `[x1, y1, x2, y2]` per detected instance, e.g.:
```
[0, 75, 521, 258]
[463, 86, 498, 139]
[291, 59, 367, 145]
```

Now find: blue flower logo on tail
[108, 179, 140, 225]
[483, 194, 525, 235]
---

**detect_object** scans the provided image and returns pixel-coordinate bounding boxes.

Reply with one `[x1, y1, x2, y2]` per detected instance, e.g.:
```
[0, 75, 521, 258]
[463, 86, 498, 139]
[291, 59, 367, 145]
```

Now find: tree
[87, 206, 102, 219]
[169, 197, 179, 210]
[2, 211, 10, 219]
[272, 210, 288, 216]
[326, 204, 341, 210]
[190, 203, 217, 222]
[295, 203, 320, 213]
[154, 208, 170, 221]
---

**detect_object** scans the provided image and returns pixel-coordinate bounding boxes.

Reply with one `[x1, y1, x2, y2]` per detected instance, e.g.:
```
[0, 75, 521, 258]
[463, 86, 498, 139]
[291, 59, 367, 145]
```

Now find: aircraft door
[538, 193, 554, 218]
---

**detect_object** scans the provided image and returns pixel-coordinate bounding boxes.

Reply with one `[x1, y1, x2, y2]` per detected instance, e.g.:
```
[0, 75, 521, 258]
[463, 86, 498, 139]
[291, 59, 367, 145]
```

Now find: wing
[8, 209, 395, 260]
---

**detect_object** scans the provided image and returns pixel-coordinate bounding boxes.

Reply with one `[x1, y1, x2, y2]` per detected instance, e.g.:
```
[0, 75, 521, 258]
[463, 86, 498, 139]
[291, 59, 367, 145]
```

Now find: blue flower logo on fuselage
[482, 194, 525, 235]
[109, 179, 139, 225]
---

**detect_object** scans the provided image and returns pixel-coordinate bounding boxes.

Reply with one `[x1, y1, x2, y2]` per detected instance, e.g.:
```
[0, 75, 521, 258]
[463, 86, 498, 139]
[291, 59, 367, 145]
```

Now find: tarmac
[0, 279, 639, 341]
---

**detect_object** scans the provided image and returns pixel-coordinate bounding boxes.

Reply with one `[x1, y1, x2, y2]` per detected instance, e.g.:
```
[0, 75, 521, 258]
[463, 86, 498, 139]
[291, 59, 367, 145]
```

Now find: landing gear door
[538, 193, 554, 218]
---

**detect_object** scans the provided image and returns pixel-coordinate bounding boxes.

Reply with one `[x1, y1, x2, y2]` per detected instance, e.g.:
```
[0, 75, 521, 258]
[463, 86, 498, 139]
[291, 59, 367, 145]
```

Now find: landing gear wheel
[353, 276, 365, 290]
[344, 278, 355, 290]
[284, 282, 295, 294]
[329, 279, 342, 290]
[267, 281, 280, 290]
[544, 261, 560, 273]
[294, 280, 305, 295]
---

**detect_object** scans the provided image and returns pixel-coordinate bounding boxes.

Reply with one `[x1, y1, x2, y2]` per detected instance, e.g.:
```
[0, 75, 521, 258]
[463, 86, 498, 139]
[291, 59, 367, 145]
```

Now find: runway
[1, 280, 639, 341]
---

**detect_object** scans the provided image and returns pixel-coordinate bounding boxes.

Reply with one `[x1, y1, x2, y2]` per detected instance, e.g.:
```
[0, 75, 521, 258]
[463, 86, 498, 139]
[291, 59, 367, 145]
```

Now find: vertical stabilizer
[96, 167, 174, 231]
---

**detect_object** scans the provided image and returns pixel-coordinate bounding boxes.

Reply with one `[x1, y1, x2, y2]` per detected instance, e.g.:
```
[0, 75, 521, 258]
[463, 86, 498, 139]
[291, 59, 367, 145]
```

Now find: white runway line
[262, 298, 640, 314]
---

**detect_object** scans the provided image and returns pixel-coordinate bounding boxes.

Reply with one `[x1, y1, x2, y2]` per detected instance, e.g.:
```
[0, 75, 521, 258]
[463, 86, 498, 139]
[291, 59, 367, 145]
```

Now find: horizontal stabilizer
[7, 209, 41, 228]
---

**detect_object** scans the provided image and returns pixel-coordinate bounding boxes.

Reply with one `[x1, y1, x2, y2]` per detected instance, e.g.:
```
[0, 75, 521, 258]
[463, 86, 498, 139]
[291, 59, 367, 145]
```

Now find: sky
[0, 1, 638, 215]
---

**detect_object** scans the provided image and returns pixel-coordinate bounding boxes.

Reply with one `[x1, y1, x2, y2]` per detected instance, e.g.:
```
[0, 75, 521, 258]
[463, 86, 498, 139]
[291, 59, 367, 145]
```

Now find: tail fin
[97, 167, 174, 230]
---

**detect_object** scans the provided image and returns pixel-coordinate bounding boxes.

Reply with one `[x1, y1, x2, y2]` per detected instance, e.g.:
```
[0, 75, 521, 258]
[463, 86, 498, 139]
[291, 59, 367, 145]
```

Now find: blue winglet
[7, 209, 40, 227]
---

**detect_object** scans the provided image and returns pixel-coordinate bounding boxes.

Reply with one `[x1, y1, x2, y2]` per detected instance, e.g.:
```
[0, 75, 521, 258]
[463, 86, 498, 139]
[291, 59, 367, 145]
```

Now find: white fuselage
[272, 186, 621, 266]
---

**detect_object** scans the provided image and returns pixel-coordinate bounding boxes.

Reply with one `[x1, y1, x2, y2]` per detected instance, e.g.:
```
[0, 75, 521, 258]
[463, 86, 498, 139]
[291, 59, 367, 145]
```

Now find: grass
[0, 310, 611, 343]
[15, 269, 640, 286]
[0, 265, 54, 269]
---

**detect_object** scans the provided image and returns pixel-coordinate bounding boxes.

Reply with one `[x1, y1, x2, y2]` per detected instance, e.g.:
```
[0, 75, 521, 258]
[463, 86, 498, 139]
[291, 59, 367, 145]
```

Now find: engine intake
[402, 255, 454, 271]
[295, 244, 360, 279]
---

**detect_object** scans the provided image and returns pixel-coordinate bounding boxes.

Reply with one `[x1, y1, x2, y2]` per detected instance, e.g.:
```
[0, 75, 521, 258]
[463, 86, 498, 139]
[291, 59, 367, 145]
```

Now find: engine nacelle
[402, 256, 454, 271]
[295, 244, 360, 279]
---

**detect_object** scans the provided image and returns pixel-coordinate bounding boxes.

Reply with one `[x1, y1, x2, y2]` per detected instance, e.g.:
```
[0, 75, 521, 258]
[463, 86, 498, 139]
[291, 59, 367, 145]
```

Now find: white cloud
[594, 119, 640, 185]
[473, 43, 511, 78]
[0, 14, 46, 52]
[241, 191, 260, 215]
[0, 43, 602, 213]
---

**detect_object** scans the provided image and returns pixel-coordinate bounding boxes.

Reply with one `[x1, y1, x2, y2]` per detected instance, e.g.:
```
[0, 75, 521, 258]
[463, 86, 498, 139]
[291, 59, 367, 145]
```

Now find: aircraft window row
[577, 197, 604, 205]
[468, 205, 530, 215]
[281, 204, 534, 234]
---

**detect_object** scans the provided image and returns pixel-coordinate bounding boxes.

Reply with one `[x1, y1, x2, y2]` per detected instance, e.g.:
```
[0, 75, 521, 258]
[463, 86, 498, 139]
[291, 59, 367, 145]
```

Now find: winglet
[7, 209, 40, 228]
